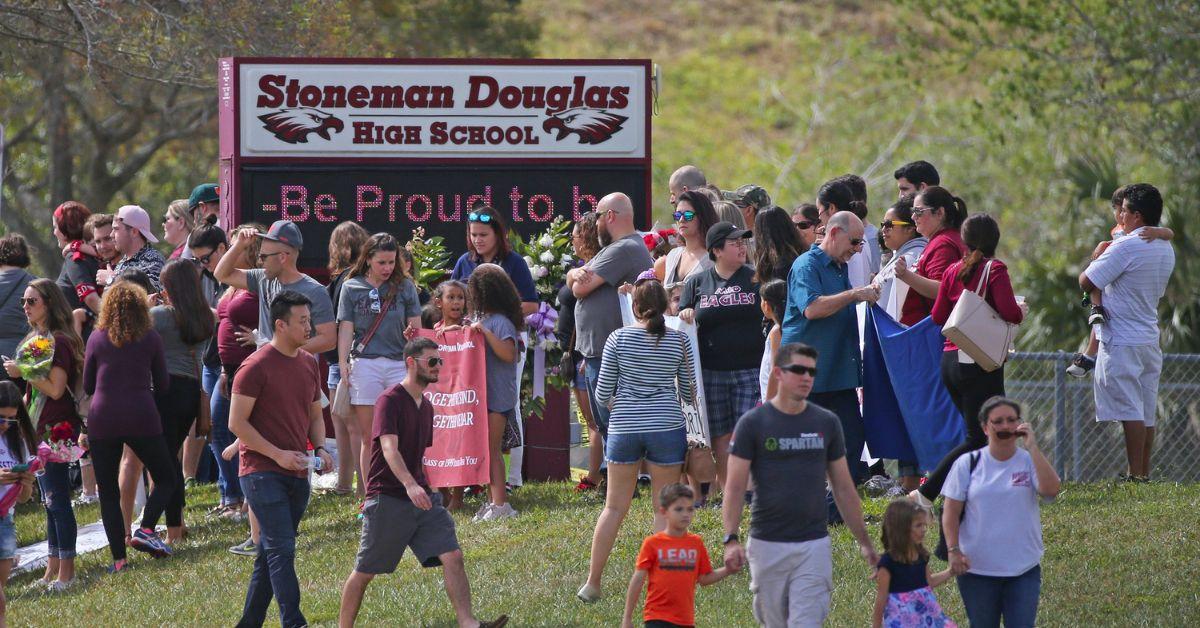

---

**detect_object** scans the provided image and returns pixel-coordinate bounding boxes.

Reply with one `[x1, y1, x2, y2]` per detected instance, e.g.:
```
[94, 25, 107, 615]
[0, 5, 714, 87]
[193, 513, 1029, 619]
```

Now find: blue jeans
[583, 356, 610, 436]
[957, 564, 1042, 628]
[812, 389, 866, 525]
[36, 461, 77, 559]
[238, 472, 310, 628]
[205, 364, 242, 504]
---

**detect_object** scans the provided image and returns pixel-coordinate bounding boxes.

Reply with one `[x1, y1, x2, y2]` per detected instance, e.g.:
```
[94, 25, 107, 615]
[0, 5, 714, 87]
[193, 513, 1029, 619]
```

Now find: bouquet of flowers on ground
[14, 333, 55, 381]
[511, 215, 575, 307]
[37, 421, 83, 465]
[407, 227, 451, 294]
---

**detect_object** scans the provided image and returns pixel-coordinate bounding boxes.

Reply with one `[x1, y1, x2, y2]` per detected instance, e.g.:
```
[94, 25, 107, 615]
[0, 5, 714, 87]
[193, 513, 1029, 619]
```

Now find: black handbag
[935, 451, 981, 561]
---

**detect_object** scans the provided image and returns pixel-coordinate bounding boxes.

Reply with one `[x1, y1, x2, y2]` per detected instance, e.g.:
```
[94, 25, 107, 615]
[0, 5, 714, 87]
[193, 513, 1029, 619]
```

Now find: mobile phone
[8, 463, 29, 473]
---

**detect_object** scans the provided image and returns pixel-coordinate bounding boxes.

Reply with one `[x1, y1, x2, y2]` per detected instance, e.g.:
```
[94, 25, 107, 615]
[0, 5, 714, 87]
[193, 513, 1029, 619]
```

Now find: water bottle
[308, 456, 324, 472]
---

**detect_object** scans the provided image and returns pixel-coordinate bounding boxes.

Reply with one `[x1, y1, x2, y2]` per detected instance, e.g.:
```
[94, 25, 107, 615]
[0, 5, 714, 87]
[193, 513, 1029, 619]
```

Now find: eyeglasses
[19, 297, 40, 307]
[368, 288, 382, 313]
[911, 207, 933, 218]
[779, 364, 818, 377]
[414, 356, 443, 367]
[195, 251, 216, 266]
[467, 212, 494, 224]
[849, 238, 865, 247]
[673, 210, 696, 222]
[794, 220, 815, 230]
[257, 251, 284, 263]
[880, 220, 913, 229]
[724, 238, 748, 248]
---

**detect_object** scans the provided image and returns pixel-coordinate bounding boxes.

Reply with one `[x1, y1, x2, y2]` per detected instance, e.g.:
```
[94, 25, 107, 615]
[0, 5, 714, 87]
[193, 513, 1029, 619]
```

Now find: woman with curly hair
[467, 263, 526, 522]
[83, 280, 175, 572]
[2, 278, 83, 590]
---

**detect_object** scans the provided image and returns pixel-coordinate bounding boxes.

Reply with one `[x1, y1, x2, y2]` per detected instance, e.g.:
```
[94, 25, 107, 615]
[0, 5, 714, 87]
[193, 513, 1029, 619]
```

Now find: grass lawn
[6, 479, 1199, 626]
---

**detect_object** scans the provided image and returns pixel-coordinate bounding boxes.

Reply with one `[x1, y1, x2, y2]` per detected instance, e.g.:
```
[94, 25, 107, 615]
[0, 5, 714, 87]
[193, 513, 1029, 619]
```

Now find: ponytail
[632, 280, 669, 345]
[957, 249, 985, 283]
[958, 213, 1001, 283]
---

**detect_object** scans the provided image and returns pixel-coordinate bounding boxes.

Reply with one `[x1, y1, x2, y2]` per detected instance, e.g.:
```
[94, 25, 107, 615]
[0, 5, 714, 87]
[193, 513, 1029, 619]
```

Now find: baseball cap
[722, 184, 772, 210]
[115, 205, 160, 243]
[188, 183, 220, 210]
[705, 221, 752, 251]
[260, 220, 303, 250]
[634, 268, 659, 285]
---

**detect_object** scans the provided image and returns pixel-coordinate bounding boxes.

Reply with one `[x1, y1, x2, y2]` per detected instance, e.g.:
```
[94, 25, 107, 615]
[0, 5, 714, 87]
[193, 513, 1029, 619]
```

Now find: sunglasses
[414, 356, 443, 367]
[194, 251, 216, 266]
[368, 288, 382, 313]
[794, 220, 815, 230]
[19, 297, 40, 306]
[911, 207, 934, 218]
[779, 364, 818, 377]
[880, 220, 913, 229]
[257, 251, 284, 263]
[0, 418, 16, 426]
[467, 212, 494, 224]
[673, 210, 696, 222]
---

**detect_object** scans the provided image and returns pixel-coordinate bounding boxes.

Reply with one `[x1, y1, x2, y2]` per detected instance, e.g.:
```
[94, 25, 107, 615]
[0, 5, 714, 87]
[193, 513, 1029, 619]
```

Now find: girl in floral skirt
[873, 499, 957, 628]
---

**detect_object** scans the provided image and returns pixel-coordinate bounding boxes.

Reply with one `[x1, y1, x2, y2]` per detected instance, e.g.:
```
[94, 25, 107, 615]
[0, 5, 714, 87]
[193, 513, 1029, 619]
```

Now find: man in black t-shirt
[721, 342, 877, 627]
[338, 337, 508, 628]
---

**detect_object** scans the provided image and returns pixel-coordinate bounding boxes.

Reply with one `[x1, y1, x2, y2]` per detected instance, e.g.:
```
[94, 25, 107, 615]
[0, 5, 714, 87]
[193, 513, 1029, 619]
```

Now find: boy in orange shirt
[622, 484, 738, 628]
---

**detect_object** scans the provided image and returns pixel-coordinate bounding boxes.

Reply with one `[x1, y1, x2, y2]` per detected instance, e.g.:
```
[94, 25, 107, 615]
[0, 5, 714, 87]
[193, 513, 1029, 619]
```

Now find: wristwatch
[722, 533, 740, 545]
[313, 446, 327, 455]
[947, 546, 961, 554]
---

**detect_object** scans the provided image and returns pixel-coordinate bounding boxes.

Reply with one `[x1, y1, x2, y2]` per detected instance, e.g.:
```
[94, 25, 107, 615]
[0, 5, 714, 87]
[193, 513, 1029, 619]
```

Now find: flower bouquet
[13, 333, 54, 381]
[37, 421, 83, 466]
[407, 227, 451, 293]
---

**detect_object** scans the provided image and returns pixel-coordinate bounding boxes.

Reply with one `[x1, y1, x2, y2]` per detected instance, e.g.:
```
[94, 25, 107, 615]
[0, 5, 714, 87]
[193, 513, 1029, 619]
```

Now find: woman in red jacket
[894, 186, 968, 326]
[913, 213, 1026, 504]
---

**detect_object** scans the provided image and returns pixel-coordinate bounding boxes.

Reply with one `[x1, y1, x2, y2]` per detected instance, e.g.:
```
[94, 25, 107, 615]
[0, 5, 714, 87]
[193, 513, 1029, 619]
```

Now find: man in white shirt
[1080, 183, 1175, 482]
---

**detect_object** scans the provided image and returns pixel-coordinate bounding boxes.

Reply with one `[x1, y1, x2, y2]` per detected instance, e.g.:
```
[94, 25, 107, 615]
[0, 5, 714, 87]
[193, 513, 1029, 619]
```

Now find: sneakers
[472, 502, 495, 523]
[884, 485, 908, 499]
[1118, 472, 1150, 484]
[1088, 305, 1108, 326]
[482, 502, 519, 521]
[106, 560, 131, 574]
[574, 477, 599, 492]
[1066, 353, 1096, 378]
[130, 527, 173, 558]
[228, 538, 257, 556]
[73, 492, 98, 506]
[479, 615, 510, 628]
[576, 582, 602, 603]
[46, 577, 77, 592]
[863, 475, 897, 497]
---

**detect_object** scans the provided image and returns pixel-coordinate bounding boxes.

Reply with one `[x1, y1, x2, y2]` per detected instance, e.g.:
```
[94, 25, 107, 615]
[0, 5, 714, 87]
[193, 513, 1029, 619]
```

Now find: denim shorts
[0, 514, 15, 560]
[606, 427, 686, 466]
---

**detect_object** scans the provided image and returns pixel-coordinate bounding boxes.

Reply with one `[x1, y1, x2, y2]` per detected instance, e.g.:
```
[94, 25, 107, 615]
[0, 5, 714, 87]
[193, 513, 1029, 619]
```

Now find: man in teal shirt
[781, 211, 879, 484]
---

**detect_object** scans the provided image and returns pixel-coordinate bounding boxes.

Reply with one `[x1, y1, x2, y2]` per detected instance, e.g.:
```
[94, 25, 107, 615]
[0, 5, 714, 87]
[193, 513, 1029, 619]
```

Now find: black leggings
[919, 351, 1006, 500]
[90, 434, 176, 562]
[156, 374, 200, 527]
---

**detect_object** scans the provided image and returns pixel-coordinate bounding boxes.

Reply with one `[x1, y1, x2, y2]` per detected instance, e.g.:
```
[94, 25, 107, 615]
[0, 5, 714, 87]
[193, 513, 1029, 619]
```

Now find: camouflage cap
[722, 184, 772, 210]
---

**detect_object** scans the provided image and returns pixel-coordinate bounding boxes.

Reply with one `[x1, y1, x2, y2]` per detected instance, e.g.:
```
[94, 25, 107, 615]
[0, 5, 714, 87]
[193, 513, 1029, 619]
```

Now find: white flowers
[538, 234, 555, 248]
[561, 254, 573, 264]
[539, 250, 556, 263]
[524, 256, 535, 268]
[534, 265, 549, 278]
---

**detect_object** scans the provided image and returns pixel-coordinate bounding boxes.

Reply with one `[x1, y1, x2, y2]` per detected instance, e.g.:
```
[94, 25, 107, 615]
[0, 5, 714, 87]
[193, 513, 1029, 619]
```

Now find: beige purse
[941, 260, 1017, 372]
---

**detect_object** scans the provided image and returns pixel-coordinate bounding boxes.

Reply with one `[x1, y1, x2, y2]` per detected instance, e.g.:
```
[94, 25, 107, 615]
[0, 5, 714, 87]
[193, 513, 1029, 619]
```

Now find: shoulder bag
[935, 450, 981, 561]
[940, 260, 1018, 372]
[333, 289, 395, 414]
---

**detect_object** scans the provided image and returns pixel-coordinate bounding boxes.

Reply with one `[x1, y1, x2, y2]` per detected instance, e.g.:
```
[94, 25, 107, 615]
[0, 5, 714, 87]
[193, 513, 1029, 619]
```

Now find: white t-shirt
[941, 447, 1044, 577]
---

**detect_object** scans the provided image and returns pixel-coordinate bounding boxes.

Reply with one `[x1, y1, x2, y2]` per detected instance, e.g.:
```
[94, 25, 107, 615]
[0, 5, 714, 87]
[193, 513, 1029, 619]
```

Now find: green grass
[6, 480, 1199, 626]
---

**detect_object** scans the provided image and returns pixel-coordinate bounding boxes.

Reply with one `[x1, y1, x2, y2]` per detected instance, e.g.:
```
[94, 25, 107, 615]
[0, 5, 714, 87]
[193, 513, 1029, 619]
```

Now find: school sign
[218, 58, 653, 271]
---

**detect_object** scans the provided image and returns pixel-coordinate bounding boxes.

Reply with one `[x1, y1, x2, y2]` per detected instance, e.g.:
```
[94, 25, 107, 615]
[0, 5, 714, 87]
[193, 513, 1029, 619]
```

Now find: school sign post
[218, 57, 653, 271]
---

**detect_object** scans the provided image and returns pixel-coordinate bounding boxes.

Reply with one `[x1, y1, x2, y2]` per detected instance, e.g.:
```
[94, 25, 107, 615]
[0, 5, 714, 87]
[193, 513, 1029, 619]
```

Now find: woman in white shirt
[940, 396, 1061, 628]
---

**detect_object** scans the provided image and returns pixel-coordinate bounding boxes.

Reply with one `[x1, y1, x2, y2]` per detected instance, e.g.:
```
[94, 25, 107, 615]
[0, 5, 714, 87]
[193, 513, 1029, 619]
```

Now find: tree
[0, 0, 540, 274]
[902, 0, 1200, 351]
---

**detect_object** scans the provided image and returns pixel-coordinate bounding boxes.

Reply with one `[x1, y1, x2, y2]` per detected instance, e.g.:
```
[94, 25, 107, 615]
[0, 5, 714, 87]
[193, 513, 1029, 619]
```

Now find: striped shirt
[595, 326, 695, 435]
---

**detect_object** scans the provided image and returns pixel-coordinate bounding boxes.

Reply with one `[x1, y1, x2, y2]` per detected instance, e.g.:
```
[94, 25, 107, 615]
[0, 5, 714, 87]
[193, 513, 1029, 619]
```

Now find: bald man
[566, 193, 653, 435]
[669, 165, 707, 207]
[782, 211, 879, 494]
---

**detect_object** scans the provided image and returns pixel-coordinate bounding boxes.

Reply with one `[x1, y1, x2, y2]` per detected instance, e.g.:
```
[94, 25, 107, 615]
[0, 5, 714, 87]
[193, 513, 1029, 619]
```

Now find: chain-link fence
[1006, 352, 1200, 483]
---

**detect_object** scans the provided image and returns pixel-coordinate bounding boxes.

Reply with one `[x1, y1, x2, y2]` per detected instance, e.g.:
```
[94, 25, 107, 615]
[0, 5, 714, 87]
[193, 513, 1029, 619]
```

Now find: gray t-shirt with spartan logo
[729, 400, 845, 543]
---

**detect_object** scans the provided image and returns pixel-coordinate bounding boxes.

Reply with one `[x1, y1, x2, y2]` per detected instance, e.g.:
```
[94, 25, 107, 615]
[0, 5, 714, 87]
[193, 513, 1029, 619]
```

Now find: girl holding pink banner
[0, 380, 37, 624]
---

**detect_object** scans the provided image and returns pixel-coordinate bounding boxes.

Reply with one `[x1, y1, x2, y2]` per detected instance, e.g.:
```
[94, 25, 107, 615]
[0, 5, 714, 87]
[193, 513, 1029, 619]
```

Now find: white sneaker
[484, 502, 519, 520]
[472, 502, 494, 523]
[576, 582, 601, 603]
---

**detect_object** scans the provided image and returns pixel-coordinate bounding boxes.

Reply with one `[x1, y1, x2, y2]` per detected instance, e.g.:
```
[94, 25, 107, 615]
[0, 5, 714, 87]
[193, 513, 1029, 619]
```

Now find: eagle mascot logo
[542, 107, 628, 144]
[258, 108, 345, 144]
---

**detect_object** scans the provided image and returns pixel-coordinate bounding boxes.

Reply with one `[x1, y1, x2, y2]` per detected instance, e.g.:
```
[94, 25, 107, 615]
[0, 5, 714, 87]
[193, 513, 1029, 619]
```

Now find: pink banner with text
[419, 328, 490, 488]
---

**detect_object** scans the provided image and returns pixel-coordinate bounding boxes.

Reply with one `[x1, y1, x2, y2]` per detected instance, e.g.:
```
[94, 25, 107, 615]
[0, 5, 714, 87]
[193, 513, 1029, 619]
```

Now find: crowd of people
[0, 158, 1176, 627]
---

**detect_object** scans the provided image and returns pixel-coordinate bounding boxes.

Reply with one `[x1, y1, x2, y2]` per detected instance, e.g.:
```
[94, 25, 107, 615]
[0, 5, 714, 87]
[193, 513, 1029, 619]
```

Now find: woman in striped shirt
[577, 273, 696, 603]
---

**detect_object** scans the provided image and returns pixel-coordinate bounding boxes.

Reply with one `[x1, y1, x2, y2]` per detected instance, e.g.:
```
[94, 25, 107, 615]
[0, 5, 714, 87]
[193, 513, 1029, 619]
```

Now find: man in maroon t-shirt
[229, 290, 332, 628]
[338, 337, 508, 628]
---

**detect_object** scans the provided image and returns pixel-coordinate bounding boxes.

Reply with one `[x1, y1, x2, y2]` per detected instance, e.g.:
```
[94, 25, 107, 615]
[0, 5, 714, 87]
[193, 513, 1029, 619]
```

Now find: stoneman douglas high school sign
[218, 58, 653, 271]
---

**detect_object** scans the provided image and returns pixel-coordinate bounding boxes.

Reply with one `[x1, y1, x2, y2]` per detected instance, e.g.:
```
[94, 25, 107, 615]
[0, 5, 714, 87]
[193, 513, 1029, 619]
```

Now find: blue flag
[862, 305, 965, 472]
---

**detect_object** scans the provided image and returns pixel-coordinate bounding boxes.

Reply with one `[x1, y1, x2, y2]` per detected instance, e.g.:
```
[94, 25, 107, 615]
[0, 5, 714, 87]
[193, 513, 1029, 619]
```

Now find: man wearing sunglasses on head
[721, 342, 877, 627]
[215, 220, 338, 356]
[781, 212, 879, 495]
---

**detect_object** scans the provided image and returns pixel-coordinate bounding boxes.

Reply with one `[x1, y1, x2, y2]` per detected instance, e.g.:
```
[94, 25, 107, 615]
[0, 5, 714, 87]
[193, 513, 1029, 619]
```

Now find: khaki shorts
[1095, 343, 1162, 427]
[747, 535, 833, 628]
[355, 493, 460, 574]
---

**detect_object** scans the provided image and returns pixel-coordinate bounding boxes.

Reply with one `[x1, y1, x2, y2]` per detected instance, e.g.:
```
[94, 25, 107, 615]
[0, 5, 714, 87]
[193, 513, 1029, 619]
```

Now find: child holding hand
[873, 499, 956, 628]
[623, 484, 737, 628]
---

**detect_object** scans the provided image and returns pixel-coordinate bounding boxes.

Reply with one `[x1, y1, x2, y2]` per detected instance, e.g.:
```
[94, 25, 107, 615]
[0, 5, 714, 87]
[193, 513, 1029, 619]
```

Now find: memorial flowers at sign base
[14, 333, 54, 381]
[510, 216, 576, 415]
